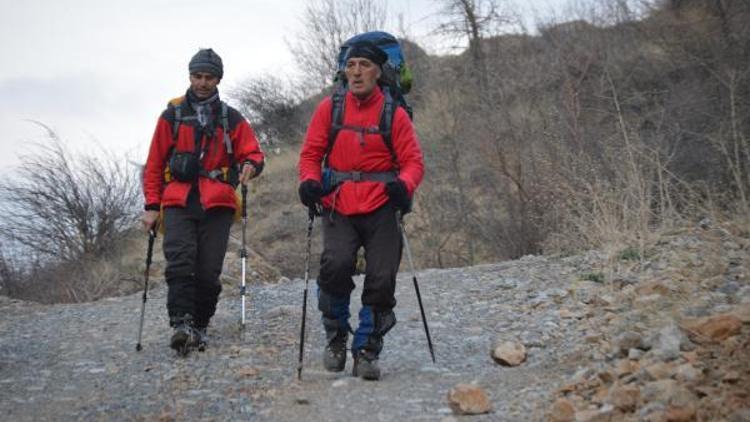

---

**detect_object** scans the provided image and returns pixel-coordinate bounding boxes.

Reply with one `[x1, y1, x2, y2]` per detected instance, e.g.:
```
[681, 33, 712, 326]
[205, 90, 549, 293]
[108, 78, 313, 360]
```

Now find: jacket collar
[185, 88, 220, 111]
[348, 85, 383, 108]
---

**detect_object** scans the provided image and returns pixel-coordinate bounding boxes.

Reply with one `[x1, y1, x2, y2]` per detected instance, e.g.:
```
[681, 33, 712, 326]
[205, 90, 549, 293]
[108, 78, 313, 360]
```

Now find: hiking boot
[170, 315, 197, 355]
[352, 350, 380, 380]
[194, 327, 208, 352]
[323, 334, 347, 372]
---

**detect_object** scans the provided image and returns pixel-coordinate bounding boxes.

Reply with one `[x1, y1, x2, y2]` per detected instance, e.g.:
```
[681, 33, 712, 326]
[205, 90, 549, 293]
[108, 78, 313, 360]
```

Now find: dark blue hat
[344, 40, 388, 67]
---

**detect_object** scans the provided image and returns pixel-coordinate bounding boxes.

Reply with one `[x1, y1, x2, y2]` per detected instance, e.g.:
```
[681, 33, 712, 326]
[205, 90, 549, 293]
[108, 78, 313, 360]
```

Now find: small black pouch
[169, 152, 200, 182]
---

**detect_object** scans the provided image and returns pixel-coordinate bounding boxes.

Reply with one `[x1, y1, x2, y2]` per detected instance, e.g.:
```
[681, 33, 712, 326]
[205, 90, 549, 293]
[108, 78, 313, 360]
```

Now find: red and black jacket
[143, 93, 264, 211]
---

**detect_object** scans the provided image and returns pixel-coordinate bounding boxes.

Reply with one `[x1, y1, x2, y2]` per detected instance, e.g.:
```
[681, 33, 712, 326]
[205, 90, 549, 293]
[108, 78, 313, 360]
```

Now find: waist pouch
[169, 152, 200, 182]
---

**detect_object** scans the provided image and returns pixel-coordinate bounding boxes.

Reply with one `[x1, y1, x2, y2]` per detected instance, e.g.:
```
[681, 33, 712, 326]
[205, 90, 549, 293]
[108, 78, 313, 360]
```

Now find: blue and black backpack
[325, 31, 414, 167]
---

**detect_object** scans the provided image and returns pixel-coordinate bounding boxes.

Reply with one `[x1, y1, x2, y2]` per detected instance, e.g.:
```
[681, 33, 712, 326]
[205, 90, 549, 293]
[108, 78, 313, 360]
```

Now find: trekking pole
[240, 184, 248, 327]
[396, 210, 436, 363]
[297, 206, 316, 380]
[136, 226, 157, 352]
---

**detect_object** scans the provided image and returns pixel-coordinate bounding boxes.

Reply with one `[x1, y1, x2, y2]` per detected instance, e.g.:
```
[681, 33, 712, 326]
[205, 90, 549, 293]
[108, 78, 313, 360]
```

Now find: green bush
[581, 272, 605, 283]
[618, 246, 641, 261]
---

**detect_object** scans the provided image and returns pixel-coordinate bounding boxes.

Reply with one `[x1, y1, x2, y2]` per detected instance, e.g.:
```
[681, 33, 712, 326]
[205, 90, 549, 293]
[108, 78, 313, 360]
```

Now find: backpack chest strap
[333, 124, 381, 134]
[332, 123, 383, 147]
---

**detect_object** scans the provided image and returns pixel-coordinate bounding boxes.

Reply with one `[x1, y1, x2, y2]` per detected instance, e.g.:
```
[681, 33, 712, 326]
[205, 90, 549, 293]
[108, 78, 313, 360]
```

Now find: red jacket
[298, 86, 424, 216]
[143, 94, 264, 211]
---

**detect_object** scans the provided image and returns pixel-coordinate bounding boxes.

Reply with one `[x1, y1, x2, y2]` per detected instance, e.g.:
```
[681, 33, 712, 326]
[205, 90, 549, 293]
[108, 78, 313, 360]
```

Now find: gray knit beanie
[189, 48, 223, 79]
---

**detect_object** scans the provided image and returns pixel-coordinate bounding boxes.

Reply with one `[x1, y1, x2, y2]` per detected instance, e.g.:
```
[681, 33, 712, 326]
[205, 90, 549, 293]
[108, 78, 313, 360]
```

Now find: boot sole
[352, 364, 380, 380]
[356, 371, 380, 380]
[324, 361, 346, 372]
[323, 345, 347, 372]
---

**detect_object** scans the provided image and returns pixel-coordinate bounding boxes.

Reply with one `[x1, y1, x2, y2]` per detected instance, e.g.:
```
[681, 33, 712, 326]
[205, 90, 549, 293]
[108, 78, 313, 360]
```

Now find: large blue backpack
[325, 31, 414, 166]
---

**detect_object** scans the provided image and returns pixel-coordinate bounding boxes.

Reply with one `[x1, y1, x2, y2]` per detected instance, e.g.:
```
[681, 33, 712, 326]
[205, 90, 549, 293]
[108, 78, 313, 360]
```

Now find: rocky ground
[0, 219, 748, 421]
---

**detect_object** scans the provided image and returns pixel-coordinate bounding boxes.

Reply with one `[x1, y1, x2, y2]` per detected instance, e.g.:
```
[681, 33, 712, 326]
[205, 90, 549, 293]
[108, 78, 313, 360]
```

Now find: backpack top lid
[337, 31, 404, 73]
[336, 31, 412, 95]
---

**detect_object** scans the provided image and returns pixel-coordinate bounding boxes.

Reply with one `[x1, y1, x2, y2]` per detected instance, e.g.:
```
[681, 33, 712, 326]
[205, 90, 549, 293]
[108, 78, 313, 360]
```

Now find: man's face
[345, 57, 381, 98]
[189, 72, 220, 99]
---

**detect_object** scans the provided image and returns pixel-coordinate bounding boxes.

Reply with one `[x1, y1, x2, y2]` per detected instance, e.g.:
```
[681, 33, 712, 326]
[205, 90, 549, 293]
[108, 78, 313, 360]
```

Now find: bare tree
[287, 0, 388, 93]
[433, 0, 518, 68]
[231, 74, 306, 146]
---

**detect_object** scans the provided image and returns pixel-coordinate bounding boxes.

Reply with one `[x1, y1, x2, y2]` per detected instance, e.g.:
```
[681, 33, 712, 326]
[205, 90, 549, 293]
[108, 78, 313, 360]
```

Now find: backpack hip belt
[325, 168, 397, 188]
[200, 167, 237, 185]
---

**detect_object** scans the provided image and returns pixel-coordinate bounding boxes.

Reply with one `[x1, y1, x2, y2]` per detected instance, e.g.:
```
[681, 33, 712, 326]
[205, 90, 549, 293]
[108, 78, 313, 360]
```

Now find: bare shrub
[0, 123, 141, 303]
[0, 241, 30, 298]
[230, 74, 307, 147]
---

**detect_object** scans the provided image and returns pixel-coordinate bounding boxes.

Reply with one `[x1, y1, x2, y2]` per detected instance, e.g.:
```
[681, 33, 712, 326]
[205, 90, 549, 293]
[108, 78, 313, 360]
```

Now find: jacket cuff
[397, 176, 415, 196]
[244, 159, 264, 177]
[145, 203, 160, 211]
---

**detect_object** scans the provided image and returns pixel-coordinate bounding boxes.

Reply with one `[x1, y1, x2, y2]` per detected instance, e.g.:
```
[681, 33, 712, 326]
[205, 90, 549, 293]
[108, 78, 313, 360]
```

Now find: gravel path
[0, 254, 586, 421]
[3, 221, 747, 421]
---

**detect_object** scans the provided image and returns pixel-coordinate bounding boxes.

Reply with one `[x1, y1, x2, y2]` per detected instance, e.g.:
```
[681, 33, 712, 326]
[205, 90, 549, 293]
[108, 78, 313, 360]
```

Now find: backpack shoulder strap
[379, 86, 398, 167]
[168, 96, 186, 142]
[220, 101, 233, 157]
[325, 84, 348, 166]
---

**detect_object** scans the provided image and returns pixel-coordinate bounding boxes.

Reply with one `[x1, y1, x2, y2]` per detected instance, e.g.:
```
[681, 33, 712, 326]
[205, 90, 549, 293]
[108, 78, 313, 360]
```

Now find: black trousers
[317, 202, 403, 310]
[163, 189, 233, 327]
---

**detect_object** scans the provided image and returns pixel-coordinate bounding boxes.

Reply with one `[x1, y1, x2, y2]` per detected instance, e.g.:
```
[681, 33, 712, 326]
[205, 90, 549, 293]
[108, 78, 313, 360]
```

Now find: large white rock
[446, 384, 492, 415]
[491, 341, 527, 366]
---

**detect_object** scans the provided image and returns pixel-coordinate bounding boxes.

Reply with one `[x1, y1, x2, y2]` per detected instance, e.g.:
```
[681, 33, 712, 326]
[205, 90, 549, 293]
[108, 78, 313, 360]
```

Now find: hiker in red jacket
[141, 48, 264, 354]
[298, 40, 424, 380]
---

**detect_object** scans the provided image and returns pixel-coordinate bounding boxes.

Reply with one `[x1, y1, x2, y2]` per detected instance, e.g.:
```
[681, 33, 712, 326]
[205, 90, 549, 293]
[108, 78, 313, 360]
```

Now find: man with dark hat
[142, 48, 265, 354]
[297, 40, 424, 380]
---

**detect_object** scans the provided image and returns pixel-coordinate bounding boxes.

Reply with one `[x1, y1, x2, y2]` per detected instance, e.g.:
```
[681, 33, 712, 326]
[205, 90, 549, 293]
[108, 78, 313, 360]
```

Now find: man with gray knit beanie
[142, 48, 265, 355]
[189, 48, 223, 79]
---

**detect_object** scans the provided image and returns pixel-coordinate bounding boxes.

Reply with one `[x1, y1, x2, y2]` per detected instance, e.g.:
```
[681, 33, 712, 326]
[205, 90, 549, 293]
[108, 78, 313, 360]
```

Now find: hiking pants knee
[163, 189, 233, 327]
[317, 203, 403, 311]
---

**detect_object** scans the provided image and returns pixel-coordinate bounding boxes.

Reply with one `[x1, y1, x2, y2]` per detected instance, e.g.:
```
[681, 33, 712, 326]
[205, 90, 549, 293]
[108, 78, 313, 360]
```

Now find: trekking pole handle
[241, 184, 248, 219]
[147, 227, 156, 258]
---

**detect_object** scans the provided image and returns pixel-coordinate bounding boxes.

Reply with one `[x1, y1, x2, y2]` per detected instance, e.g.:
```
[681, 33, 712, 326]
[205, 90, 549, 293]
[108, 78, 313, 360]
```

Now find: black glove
[385, 179, 412, 213]
[298, 180, 324, 208]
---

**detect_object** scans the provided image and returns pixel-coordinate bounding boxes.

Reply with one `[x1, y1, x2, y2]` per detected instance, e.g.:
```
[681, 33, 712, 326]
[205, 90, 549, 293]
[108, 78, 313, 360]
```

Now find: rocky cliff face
[0, 220, 747, 421]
